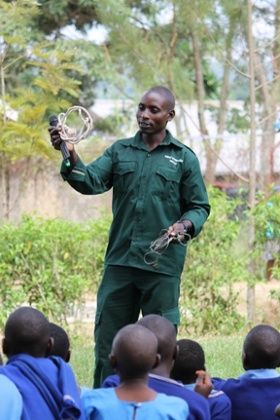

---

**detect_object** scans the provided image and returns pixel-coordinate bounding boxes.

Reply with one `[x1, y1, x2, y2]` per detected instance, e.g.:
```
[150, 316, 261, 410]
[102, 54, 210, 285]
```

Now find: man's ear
[109, 353, 117, 370]
[167, 109, 175, 122]
[45, 337, 54, 357]
[152, 353, 161, 369]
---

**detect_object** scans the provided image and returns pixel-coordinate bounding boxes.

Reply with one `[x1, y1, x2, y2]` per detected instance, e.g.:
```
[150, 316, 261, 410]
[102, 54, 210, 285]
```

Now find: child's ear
[242, 352, 249, 370]
[109, 353, 117, 370]
[2, 338, 8, 357]
[46, 337, 54, 357]
[152, 353, 161, 369]
[173, 344, 179, 361]
[65, 349, 71, 363]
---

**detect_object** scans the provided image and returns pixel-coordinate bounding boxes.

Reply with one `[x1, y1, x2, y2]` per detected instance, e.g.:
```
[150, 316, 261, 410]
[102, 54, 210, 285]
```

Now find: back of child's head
[49, 322, 71, 362]
[243, 324, 280, 369]
[170, 339, 205, 384]
[137, 314, 177, 362]
[3, 306, 51, 358]
[110, 324, 158, 380]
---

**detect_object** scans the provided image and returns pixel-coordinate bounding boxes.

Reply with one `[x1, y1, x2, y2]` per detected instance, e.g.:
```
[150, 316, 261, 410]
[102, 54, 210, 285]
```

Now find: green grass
[199, 335, 244, 378]
[68, 327, 95, 388]
[68, 331, 245, 387]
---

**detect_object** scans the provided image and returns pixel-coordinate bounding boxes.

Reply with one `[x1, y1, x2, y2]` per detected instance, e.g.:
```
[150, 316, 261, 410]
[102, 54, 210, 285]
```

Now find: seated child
[102, 314, 211, 420]
[0, 374, 23, 420]
[81, 323, 189, 419]
[48, 321, 94, 398]
[170, 339, 231, 420]
[0, 345, 22, 419]
[0, 306, 84, 420]
[212, 324, 280, 420]
[49, 321, 71, 362]
[275, 403, 280, 418]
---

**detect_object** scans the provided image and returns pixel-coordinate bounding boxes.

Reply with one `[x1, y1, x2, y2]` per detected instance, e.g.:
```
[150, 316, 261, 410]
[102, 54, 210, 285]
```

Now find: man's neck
[141, 131, 167, 150]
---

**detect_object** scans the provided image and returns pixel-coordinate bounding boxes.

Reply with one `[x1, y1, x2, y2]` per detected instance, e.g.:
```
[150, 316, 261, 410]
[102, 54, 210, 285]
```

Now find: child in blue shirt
[81, 323, 189, 419]
[170, 338, 231, 420]
[0, 374, 22, 420]
[212, 324, 280, 420]
[102, 314, 211, 420]
[0, 307, 84, 420]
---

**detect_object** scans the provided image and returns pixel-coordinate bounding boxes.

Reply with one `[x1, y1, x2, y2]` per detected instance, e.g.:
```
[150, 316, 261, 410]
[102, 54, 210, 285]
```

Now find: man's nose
[140, 108, 149, 119]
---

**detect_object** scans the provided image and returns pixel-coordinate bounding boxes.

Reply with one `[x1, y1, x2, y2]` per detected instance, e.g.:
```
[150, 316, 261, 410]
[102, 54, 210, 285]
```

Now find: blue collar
[238, 369, 280, 379]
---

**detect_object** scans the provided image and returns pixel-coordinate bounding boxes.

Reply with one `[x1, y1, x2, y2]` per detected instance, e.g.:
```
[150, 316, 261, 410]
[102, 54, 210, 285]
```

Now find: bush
[0, 212, 111, 328]
[180, 187, 249, 335]
[2, 186, 279, 334]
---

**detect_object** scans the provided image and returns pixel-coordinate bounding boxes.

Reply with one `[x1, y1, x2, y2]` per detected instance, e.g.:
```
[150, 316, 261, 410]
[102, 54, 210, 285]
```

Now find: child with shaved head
[49, 321, 71, 362]
[81, 323, 189, 419]
[212, 324, 280, 420]
[170, 339, 231, 420]
[0, 306, 84, 420]
[103, 314, 211, 420]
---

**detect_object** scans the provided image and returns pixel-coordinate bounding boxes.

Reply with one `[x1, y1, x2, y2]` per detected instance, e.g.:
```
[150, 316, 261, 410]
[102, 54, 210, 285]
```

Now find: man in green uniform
[49, 86, 210, 388]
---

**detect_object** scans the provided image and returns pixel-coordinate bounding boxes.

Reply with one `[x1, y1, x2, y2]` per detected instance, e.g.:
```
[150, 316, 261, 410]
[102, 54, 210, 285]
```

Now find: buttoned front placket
[130, 149, 154, 264]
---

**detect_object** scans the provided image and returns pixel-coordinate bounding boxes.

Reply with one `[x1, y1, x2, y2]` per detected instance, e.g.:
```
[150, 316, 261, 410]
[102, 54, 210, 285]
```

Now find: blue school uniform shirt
[0, 374, 22, 419]
[0, 354, 84, 420]
[81, 387, 189, 419]
[212, 369, 280, 420]
[184, 383, 231, 420]
[102, 373, 210, 420]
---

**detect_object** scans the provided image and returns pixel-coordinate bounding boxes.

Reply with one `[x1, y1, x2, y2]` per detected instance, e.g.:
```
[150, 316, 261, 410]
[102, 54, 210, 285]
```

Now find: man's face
[136, 90, 174, 135]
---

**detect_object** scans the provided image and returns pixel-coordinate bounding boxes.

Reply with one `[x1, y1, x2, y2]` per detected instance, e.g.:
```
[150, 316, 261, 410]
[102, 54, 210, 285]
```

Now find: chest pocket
[114, 162, 137, 193]
[155, 166, 181, 202]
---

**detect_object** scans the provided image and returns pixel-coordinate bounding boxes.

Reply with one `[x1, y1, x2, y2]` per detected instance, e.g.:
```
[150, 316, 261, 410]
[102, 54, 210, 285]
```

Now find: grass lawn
[69, 327, 245, 388]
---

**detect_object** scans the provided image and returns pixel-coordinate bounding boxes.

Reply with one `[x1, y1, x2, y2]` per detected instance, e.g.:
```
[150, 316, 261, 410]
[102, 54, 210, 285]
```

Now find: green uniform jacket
[61, 130, 210, 277]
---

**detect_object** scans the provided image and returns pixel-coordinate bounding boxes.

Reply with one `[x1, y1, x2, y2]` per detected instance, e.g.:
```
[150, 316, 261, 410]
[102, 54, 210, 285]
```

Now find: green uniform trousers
[93, 265, 181, 388]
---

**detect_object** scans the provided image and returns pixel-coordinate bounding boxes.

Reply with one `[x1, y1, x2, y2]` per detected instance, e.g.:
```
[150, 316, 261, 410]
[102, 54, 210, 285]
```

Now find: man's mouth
[138, 121, 151, 128]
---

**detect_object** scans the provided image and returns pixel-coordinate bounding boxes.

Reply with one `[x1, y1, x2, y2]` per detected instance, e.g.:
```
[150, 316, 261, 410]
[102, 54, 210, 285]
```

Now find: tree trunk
[0, 46, 9, 220]
[246, 0, 256, 322]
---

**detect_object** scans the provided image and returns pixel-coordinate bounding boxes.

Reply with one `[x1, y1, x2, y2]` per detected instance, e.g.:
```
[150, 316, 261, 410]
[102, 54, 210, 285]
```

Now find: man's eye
[151, 108, 159, 113]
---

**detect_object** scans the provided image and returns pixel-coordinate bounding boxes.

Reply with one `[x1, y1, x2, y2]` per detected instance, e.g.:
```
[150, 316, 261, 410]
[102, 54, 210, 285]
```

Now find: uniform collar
[125, 130, 184, 150]
[238, 368, 280, 379]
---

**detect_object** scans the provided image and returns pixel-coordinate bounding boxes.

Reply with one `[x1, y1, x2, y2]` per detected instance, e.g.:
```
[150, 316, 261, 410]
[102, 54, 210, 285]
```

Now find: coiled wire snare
[58, 106, 93, 144]
[144, 229, 191, 269]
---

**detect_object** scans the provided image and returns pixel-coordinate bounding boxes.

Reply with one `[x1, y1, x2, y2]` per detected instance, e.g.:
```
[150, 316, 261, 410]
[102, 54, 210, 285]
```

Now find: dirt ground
[67, 280, 280, 340]
[233, 281, 280, 325]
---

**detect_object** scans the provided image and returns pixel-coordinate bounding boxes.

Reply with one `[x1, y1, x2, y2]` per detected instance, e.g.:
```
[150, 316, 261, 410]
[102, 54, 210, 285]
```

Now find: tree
[4, 0, 100, 35]
[94, 0, 254, 184]
[0, 0, 88, 219]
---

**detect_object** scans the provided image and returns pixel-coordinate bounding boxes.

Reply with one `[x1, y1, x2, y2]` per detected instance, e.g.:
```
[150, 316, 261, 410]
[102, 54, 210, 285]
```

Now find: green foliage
[1, 187, 279, 336]
[0, 213, 111, 328]
[251, 187, 280, 244]
[249, 186, 280, 280]
[32, 0, 99, 34]
[93, 107, 134, 136]
[180, 187, 249, 335]
[0, 0, 109, 220]
[226, 107, 250, 134]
